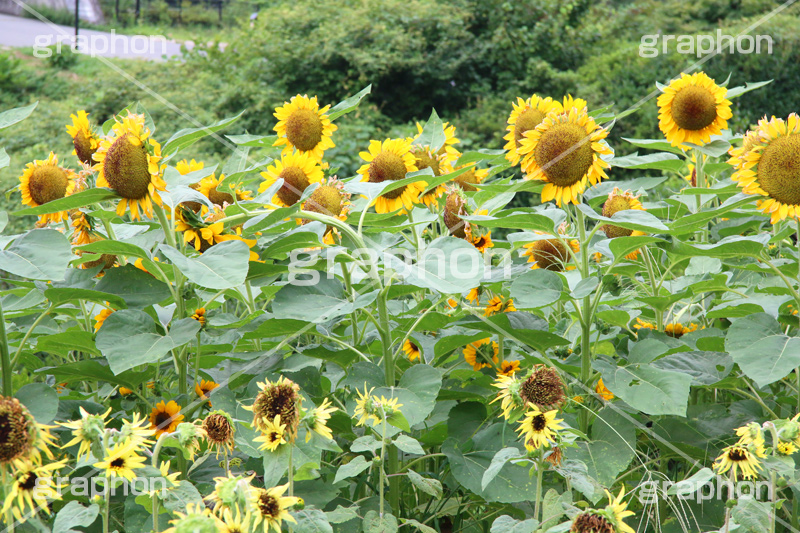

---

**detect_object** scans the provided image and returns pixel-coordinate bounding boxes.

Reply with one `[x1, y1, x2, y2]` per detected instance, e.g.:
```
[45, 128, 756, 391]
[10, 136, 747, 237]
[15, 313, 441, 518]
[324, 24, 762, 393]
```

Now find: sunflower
[415, 121, 461, 165]
[119, 387, 133, 396]
[634, 318, 699, 338]
[518, 105, 612, 206]
[197, 174, 253, 207]
[164, 502, 220, 533]
[177, 207, 259, 259]
[195, 379, 219, 406]
[735, 422, 765, 449]
[358, 138, 424, 214]
[150, 400, 184, 436]
[778, 441, 798, 456]
[300, 176, 352, 245]
[260, 151, 324, 208]
[65, 110, 100, 166]
[503, 94, 564, 166]
[70, 210, 93, 245]
[273, 94, 337, 160]
[59, 406, 110, 460]
[522, 234, 579, 271]
[601, 188, 644, 238]
[250, 484, 300, 533]
[200, 411, 236, 458]
[451, 162, 489, 191]
[443, 186, 470, 239]
[463, 338, 499, 371]
[498, 360, 520, 377]
[254, 415, 288, 452]
[657, 72, 732, 147]
[602, 488, 637, 533]
[595, 378, 614, 401]
[18, 152, 79, 224]
[484, 295, 516, 316]
[114, 412, 156, 450]
[471, 230, 493, 253]
[466, 287, 481, 305]
[516, 405, 564, 451]
[520, 365, 566, 411]
[94, 112, 165, 220]
[304, 398, 337, 442]
[409, 144, 447, 207]
[403, 339, 421, 362]
[353, 385, 403, 428]
[1, 459, 66, 524]
[730, 114, 800, 223]
[94, 440, 147, 480]
[206, 474, 256, 517]
[219, 506, 252, 533]
[94, 308, 114, 332]
[176, 158, 205, 175]
[246, 376, 302, 439]
[491, 373, 525, 420]
[713, 444, 763, 480]
[192, 307, 207, 327]
[0, 397, 54, 466]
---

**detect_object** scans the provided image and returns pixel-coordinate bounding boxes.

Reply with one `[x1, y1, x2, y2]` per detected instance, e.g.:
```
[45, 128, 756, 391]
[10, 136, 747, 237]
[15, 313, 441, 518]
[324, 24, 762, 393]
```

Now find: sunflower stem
[151, 432, 170, 533]
[576, 206, 593, 435]
[102, 483, 110, 533]
[379, 417, 387, 518]
[0, 300, 11, 396]
[533, 452, 545, 523]
[288, 443, 294, 497]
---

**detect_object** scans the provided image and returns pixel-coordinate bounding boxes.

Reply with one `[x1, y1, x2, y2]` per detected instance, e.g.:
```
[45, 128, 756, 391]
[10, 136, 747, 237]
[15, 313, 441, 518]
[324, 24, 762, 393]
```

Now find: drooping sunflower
[300, 176, 352, 244]
[471, 230, 493, 253]
[66, 110, 100, 166]
[1, 459, 66, 524]
[463, 338, 499, 371]
[451, 162, 489, 192]
[443, 186, 470, 239]
[273, 94, 337, 161]
[195, 379, 219, 406]
[246, 376, 302, 440]
[94, 112, 166, 220]
[177, 207, 259, 260]
[634, 318, 699, 338]
[735, 422, 765, 449]
[197, 174, 253, 208]
[304, 398, 337, 442]
[70, 210, 93, 245]
[484, 295, 516, 317]
[0, 397, 55, 466]
[572, 488, 636, 533]
[353, 385, 380, 427]
[219, 505, 252, 533]
[150, 400, 184, 436]
[601, 188, 647, 260]
[59, 406, 111, 460]
[358, 138, 424, 214]
[18, 152, 79, 224]
[730, 114, 800, 224]
[498, 360, 520, 377]
[518, 105, 612, 206]
[713, 444, 763, 480]
[115, 412, 156, 449]
[516, 405, 564, 451]
[403, 339, 421, 362]
[522, 234, 579, 271]
[250, 484, 300, 533]
[94, 440, 147, 480]
[254, 415, 288, 452]
[778, 441, 798, 456]
[491, 373, 525, 420]
[657, 72, 732, 147]
[260, 151, 324, 208]
[503, 94, 564, 166]
[206, 473, 256, 518]
[200, 411, 236, 458]
[191, 307, 207, 327]
[520, 365, 566, 411]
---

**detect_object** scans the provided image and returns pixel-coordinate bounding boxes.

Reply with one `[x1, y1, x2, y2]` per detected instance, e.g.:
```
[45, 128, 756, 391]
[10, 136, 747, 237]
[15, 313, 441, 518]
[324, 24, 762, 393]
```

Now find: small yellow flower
[94, 441, 147, 480]
[195, 379, 219, 406]
[403, 339, 421, 362]
[498, 360, 520, 377]
[595, 378, 614, 401]
[250, 483, 300, 533]
[484, 295, 516, 317]
[463, 338, 499, 370]
[254, 415, 287, 452]
[94, 308, 114, 332]
[150, 400, 184, 436]
[714, 444, 763, 480]
[191, 307, 207, 327]
[305, 398, 337, 442]
[516, 405, 564, 451]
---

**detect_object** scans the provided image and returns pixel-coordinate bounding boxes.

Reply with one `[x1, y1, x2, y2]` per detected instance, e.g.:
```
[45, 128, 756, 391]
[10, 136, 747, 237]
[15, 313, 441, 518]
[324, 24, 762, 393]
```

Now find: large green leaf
[578, 203, 669, 233]
[160, 241, 250, 289]
[95, 265, 171, 308]
[594, 360, 692, 416]
[12, 188, 120, 216]
[509, 269, 564, 308]
[328, 85, 371, 121]
[0, 229, 72, 281]
[272, 277, 379, 323]
[15, 383, 58, 423]
[0, 102, 38, 131]
[162, 111, 244, 156]
[725, 313, 800, 387]
[387, 236, 483, 294]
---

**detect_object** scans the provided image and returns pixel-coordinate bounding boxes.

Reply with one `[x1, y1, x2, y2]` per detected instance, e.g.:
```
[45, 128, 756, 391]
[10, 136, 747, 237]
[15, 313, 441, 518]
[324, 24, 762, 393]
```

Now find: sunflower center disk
[74, 130, 97, 165]
[104, 133, 152, 199]
[530, 239, 568, 270]
[258, 494, 280, 517]
[413, 149, 441, 176]
[276, 166, 311, 206]
[29, 165, 69, 205]
[305, 185, 343, 217]
[671, 86, 718, 131]
[534, 123, 594, 187]
[286, 109, 324, 152]
[19, 473, 37, 491]
[454, 168, 478, 191]
[208, 186, 234, 206]
[369, 152, 408, 199]
[757, 134, 800, 205]
[602, 197, 634, 238]
[154, 412, 172, 429]
[514, 108, 547, 146]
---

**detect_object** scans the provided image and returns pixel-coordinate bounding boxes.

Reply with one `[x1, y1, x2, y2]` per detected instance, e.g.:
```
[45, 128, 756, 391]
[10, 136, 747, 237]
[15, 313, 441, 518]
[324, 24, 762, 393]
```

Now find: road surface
[0, 13, 185, 59]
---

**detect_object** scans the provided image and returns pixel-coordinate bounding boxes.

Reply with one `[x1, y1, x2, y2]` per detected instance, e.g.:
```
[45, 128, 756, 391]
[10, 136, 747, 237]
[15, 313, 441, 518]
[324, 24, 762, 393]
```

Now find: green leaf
[0, 148, 9, 170]
[668, 194, 754, 235]
[725, 313, 800, 387]
[413, 109, 446, 152]
[671, 234, 769, 259]
[731, 496, 771, 532]
[401, 519, 437, 533]
[328, 85, 371, 121]
[392, 434, 425, 455]
[15, 383, 59, 423]
[406, 470, 443, 498]
[726, 80, 772, 99]
[53, 501, 100, 533]
[272, 277, 379, 323]
[36, 359, 143, 389]
[75, 240, 150, 260]
[509, 269, 564, 308]
[621, 137, 684, 155]
[463, 210, 563, 233]
[387, 236, 483, 294]
[0, 102, 38, 131]
[362, 511, 398, 533]
[44, 288, 126, 309]
[609, 152, 683, 172]
[94, 265, 171, 308]
[162, 111, 244, 155]
[685, 139, 731, 158]
[333, 455, 371, 484]
[594, 360, 692, 416]
[577, 203, 669, 233]
[12, 188, 120, 216]
[293, 509, 334, 533]
[160, 241, 250, 290]
[0, 229, 72, 281]
[36, 330, 100, 357]
[385, 410, 411, 432]
[481, 447, 523, 490]
[666, 468, 715, 496]
[490, 516, 539, 533]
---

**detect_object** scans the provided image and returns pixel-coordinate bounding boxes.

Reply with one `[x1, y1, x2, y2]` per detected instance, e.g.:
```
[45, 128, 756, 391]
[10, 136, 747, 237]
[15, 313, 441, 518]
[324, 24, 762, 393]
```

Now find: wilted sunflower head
[0, 397, 35, 464]
[66, 110, 100, 165]
[601, 188, 644, 238]
[519, 365, 566, 411]
[80, 234, 118, 272]
[201, 411, 235, 457]
[206, 473, 255, 516]
[570, 511, 615, 533]
[657, 71, 732, 147]
[250, 377, 302, 438]
[443, 186, 470, 239]
[522, 235, 578, 271]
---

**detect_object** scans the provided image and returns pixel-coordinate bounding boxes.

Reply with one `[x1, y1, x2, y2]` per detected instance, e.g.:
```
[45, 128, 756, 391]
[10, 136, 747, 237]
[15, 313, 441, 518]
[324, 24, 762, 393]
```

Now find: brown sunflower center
[103, 133, 152, 199]
[531, 414, 547, 432]
[671, 85, 719, 131]
[154, 411, 173, 430]
[0, 400, 32, 463]
[412, 148, 441, 176]
[203, 414, 232, 443]
[19, 472, 38, 492]
[529, 239, 569, 271]
[454, 167, 479, 192]
[276, 166, 311, 206]
[368, 152, 408, 200]
[257, 492, 280, 518]
[756, 134, 800, 206]
[286, 109, 324, 152]
[515, 107, 548, 147]
[520, 367, 566, 408]
[304, 185, 343, 217]
[444, 191, 468, 238]
[110, 457, 126, 469]
[208, 186, 235, 207]
[268, 431, 281, 442]
[602, 196, 635, 238]
[74, 130, 97, 165]
[570, 512, 614, 533]
[534, 122, 594, 187]
[28, 165, 69, 205]
[729, 448, 747, 462]
[253, 384, 299, 432]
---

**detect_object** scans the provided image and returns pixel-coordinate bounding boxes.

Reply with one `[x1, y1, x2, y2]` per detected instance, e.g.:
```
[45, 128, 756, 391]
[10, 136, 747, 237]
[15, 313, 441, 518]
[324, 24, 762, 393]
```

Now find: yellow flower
[273, 94, 337, 161]
[484, 295, 516, 317]
[192, 307, 207, 327]
[219, 505, 253, 533]
[195, 378, 219, 406]
[713, 444, 762, 480]
[118, 412, 156, 449]
[94, 441, 147, 480]
[0, 397, 56, 466]
[254, 415, 288, 452]
[119, 387, 133, 396]
[353, 385, 403, 427]
[1, 459, 66, 524]
[491, 373, 525, 420]
[516, 405, 564, 451]
[729, 113, 800, 224]
[634, 318, 699, 338]
[260, 151, 324, 208]
[778, 441, 798, 456]
[150, 400, 184, 436]
[94, 308, 114, 332]
[358, 138, 425, 214]
[200, 411, 236, 458]
[471, 231, 493, 253]
[70, 210, 93, 245]
[595, 378, 614, 401]
[250, 484, 300, 533]
[503, 94, 563, 166]
[197, 174, 253, 208]
[657, 72, 732, 146]
[466, 287, 481, 305]
[735, 422, 765, 449]
[403, 339, 421, 362]
[463, 338, 499, 371]
[177, 208, 258, 260]
[176, 158, 205, 175]
[522, 234, 579, 271]
[415, 120, 460, 166]
[59, 406, 111, 460]
[601, 187, 646, 260]
[94, 112, 166, 220]
[498, 360, 520, 377]
[518, 102, 612, 206]
[305, 398, 337, 442]
[451, 162, 489, 191]
[65, 110, 100, 165]
[604, 487, 636, 533]
[164, 502, 220, 533]
[18, 152, 79, 225]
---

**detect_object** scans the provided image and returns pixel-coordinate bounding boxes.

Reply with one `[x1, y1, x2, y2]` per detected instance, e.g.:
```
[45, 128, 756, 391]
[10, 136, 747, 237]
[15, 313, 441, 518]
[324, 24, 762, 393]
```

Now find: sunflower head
[273, 95, 337, 159]
[206, 474, 255, 517]
[18, 152, 78, 224]
[0, 397, 35, 465]
[358, 138, 423, 213]
[250, 377, 302, 439]
[657, 72, 732, 146]
[570, 512, 615, 533]
[150, 400, 184, 436]
[303, 176, 351, 223]
[504, 95, 564, 166]
[403, 339, 421, 362]
[202, 410, 235, 444]
[443, 186, 469, 239]
[167, 503, 220, 533]
[601, 188, 644, 238]
[250, 484, 299, 532]
[80, 234, 118, 272]
[410, 145, 443, 177]
[451, 163, 488, 192]
[519, 365, 566, 411]
[522, 236, 576, 271]
[66, 110, 100, 165]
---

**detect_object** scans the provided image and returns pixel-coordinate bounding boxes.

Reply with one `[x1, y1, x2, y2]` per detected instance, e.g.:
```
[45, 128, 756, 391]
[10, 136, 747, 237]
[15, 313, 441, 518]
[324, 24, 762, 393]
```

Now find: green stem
[151, 432, 170, 533]
[153, 204, 177, 249]
[379, 417, 387, 518]
[103, 484, 110, 533]
[533, 453, 545, 523]
[340, 260, 359, 347]
[0, 301, 11, 396]
[288, 444, 294, 497]
[11, 305, 53, 366]
[576, 206, 592, 434]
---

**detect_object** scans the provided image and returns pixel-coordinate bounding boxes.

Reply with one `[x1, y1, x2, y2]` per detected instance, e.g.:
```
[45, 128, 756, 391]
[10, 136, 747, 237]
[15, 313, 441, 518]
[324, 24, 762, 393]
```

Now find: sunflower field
[1, 68, 800, 533]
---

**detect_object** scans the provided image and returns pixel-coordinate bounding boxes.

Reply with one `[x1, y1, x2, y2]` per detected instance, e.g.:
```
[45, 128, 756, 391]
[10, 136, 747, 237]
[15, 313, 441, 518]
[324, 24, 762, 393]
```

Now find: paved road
[0, 13, 185, 59]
